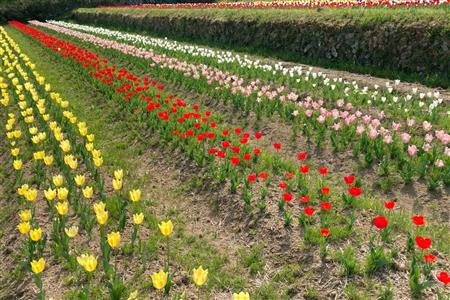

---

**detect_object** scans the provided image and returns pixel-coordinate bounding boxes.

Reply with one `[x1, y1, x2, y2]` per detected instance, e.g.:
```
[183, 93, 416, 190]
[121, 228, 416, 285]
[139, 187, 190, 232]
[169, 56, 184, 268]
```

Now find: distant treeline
[0, 0, 216, 23]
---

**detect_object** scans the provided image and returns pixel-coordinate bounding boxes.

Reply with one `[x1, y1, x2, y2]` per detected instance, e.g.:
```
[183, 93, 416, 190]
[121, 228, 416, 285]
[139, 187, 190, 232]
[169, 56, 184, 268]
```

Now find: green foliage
[333, 246, 360, 276]
[238, 244, 266, 275]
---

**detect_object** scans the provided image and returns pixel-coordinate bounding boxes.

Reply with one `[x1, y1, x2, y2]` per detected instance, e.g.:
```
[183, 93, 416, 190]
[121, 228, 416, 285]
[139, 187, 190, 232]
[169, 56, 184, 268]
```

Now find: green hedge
[73, 7, 450, 88]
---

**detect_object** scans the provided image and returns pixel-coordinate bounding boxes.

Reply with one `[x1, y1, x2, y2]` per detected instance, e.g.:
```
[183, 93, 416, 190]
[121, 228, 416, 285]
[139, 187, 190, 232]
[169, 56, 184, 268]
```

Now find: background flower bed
[73, 6, 450, 88]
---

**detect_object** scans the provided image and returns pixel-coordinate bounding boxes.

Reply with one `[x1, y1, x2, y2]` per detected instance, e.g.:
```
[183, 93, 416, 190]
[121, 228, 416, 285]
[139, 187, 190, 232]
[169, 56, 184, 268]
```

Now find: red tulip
[230, 157, 240, 165]
[232, 146, 240, 154]
[278, 182, 287, 189]
[304, 206, 315, 216]
[300, 165, 309, 174]
[348, 186, 362, 197]
[248, 174, 256, 183]
[283, 193, 293, 203]
[412, 215, 425, 226]
[208, 148, 217, 155]
[423, 253, 436, 264]
[221, 141, 230, 148]
[384, 200, 396, 210]
[320, 228, 330, 238]
[285, 173, 294, 179]
[222, 130, 229, 136]
[240, 138, 248, 144]
[318, 167, 328, 175]
[273, 143, 281, 150]
[259, 172, 268, 179]
[297, 152, 307, 160]
[343, 175, 355, 185]
[321, 187, 330, 195]
[437, 271, 450, 285]
[234, 128, 241, 135]
[372, 216, 389, 230]
[210, 122, 217, 128]
[320, 202, 332, 211]
[415, 236, 432, 250]
[299, 195, 310, 203]
[243, 154, 251, 161]
[254, 132, 263, 139]
[217, 151, 226, 158]
[253, 148, 261, 155]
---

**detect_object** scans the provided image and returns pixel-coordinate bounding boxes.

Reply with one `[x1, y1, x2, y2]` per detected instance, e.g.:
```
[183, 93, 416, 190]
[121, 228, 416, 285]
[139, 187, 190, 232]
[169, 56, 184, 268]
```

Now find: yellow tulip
[33, 151, 45, 160]
[87, 134, 95, 142]
[31, 135, 40, 144]
[43, 155, 53, 166]
[129, 189, 141, 202]
[19, 209, 32, 222]
[10, 147, 19, 156]
[56, 201, 69, 216]
[24, 116, 34, 123]
[150, 269, 168, 290]
[96, 210, 108, 225]
[74, 175, 85, 187]
[24, 188, 38, 201]
[158, 220, 173, 237]
[85, 142, 94, 152]
[60, 140, 71, 152]
[93, 202, 106, 214]
[82, 186, 93, 199]
[17, 221, 30, 234]
[13, 129, 22, 138]
[6, 131, 14, 139]
[127, 290, 138, 300]
[133, 213, 144, 225]
[77, 254, 97, 272]
[93, 157, 103, 167]
[107, 231, 121, 249]
[79, 127, 88, 137]
[17, 184, 29, 196]
[42, 114, 49, 121]
[29, 127, 38, 135]
[38, 132, 46, 141]
[67, 158, 78, 170]
[52, 175, 64, 187]
[30, 258, 45, 274]
[13, 159, 22, 170]
[114, 169, 123, 180]
[192, 266, 208, 286]
[44, 187, 56, 201]
[233, 292, 250, 300]
[92, 149, 102, 159]
[57, 187, 68, 201]
[112, 179, 122, 191]
[29, 228, 42, 242]
[64, 226, 79, 238]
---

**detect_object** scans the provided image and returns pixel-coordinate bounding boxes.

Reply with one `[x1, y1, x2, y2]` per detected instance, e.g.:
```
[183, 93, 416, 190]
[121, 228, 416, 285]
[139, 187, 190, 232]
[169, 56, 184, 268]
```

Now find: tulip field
[0, 2, 449, 300]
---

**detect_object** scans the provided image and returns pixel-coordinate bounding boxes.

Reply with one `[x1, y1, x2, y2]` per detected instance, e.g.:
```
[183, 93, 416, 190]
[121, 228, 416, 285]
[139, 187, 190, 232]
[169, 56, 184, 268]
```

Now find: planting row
[30, 20, 450, 190]
[0, 25, 251, 299]
[9, 21, 450, 298]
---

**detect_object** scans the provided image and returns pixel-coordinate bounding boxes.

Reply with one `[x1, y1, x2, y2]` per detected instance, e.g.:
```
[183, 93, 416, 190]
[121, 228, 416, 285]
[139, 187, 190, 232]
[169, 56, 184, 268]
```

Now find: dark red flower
[343, 175, 355, 185]
[348, 186, 362, 197]
[415, 236, 432, 250]
[248, 174, 257, 183]
[319, 167, 328, 175]
[254, 132, 263, 139]
[221, 141, 230, 148]
[437, 271, 450, 285]
[304, 206, 315, 216]
[384, 200, 396, 210]
[321, 187, 330, 195]
[423, 253, 436, 264]
[253, 148, 261, 155]
[232, 146, 240, 154]
[299, 195, 310, 203]
[243, 153, 251, 161]
[234, 128, 241, 135]
[222, 130, 229, 136]
[194, 123, 201, 129]
[259, 172, 268, 179]
[278, 182, 288, 189]
[217, 151, 226, 158]
[372, 216, 389, 230]
[297, 152, 307, 160]
[320, 228, 330, 238]
[230, 157, 240, 165]
[208, 148, 217, 155]
[285, 173, 294, 180]
[320, 202, 332, 211]
[412, 215, 425, 226]
[240, 138, 248, 144]
[273, 143, 281, 150]
[283, 193, 293, 203]
[300, 165, 309, 174]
